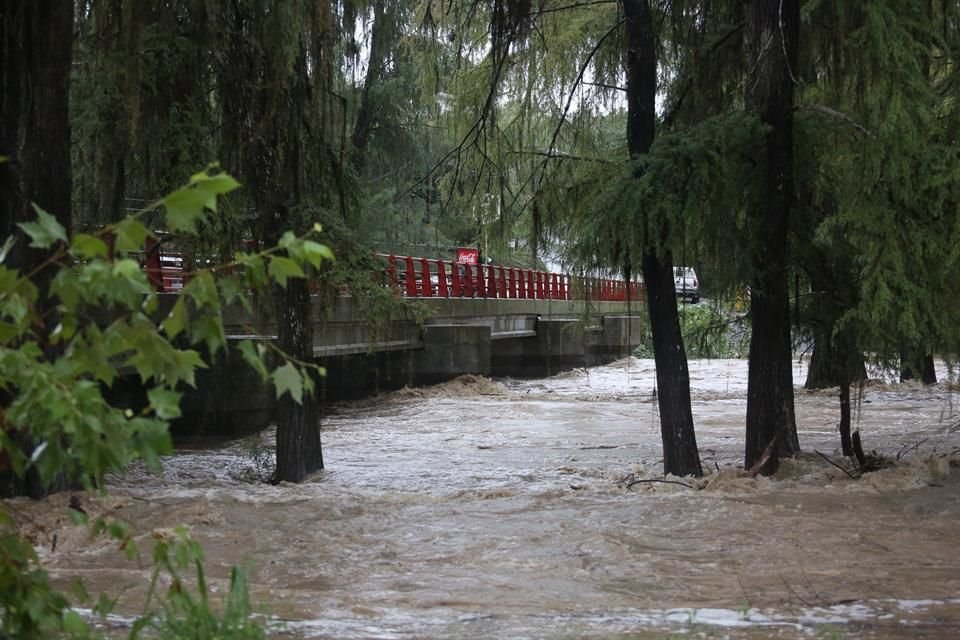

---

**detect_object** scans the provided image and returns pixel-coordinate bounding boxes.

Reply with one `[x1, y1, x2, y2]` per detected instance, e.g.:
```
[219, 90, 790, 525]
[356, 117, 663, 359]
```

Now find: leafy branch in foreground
[1, 167, 332, 637]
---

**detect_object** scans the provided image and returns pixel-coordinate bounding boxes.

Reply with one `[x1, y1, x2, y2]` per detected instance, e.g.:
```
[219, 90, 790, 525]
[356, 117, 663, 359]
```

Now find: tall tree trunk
[350, 2, 394, 171]
[900, 349, 937, 385]
[744, 0, 800, 472]
[273, 248, 323, 482]
[83, 0, 142, 225]
[216, 1, 325, 483]
[623, 0, 701, 477]
[0, 0, 74, 498]
[838, 379, 852, 456]
[643, 252, 703, 476]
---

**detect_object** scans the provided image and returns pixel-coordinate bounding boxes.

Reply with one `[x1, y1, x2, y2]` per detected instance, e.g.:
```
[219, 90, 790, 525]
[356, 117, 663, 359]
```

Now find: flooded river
[9, 358, 960, 638]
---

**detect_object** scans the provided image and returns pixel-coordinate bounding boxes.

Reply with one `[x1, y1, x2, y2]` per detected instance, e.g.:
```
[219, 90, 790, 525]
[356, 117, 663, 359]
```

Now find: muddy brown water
[7, 358, 960, 638]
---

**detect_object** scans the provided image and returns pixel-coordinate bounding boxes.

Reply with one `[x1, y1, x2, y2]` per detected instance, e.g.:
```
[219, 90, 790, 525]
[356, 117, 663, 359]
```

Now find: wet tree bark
[805, 332, 866, 390]
[350, 1, 395, 171]
[273, 274, 323, 482]
[219, 3, 326, 484]
[0, 0, 74, 498]
[0, 0, 73, 271]
[900, 351, 937, 385]
[623, 0, 702, 477]
[744, 0, 800, 472]
[838, 380, 852, 457]
[643, 252, 703, 476]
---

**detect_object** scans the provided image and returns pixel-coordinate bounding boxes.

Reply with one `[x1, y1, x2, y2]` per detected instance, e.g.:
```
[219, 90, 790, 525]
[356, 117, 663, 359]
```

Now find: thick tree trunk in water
[643, 252, 703, 476]
[804, 333, 833, 389]
[838, 380, 852, 457]
[220, 3, 328, 484]
[921, 354, 937, 385]
[900, 351, 937, 385]
[805, 330, 866, 389]
[744, 0, 800, 472]
[623, 0, 701, 477]
[0, 0, 74, 498]
[273, 277, 323, 483]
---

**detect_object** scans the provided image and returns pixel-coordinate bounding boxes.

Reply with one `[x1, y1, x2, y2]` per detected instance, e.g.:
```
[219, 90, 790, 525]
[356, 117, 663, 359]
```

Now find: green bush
[634, 302, 750, 359]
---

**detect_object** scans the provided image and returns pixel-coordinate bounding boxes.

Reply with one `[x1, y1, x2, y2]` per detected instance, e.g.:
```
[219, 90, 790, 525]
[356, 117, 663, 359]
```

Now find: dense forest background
[1, 0, 957, 473]
[3, 0, 959, 476]
[62, 1, 960, 350]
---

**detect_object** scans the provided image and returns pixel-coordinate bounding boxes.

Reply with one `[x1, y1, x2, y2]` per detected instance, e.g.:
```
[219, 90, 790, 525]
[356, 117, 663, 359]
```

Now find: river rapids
[7, 357, 960, 638]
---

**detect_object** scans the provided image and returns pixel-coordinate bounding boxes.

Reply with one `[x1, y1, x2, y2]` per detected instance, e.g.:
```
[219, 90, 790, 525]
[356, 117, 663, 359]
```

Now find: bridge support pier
[418, 324, 491, 385]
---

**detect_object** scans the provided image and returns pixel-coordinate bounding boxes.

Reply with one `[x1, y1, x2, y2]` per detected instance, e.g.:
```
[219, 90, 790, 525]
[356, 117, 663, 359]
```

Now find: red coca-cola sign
[456, 247, 479, 264]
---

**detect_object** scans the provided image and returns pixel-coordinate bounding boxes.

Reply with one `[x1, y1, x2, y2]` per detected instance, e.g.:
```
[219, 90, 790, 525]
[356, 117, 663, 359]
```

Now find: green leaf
[302, 240, 334, 267]
[271, 362, 303, 404]
[189, 313, 225, 355]
[238, 254, 267, 289]
[163, 297, 189, 339]
[0, 322, 20, 344]
[94, 592, 119, 617]
[62, 610, 89, 634]
[237, 340, 269, 382]
[162, 170, 239, 232]
[267, 256, 305, 288]
[70, 233, 109, 259]
[163, 187, 211, 233]
[217, 274, 245, 306]
[0, 235, 15, 264]
[107, 520, 129, 540]
[114, 217, 151, 253]
[183, 270, 218, 307]
[18, 204, 67, 248]
[189, 169, 241, 197]
[278, 231, 297, 250]
[147, 387, 182, 420]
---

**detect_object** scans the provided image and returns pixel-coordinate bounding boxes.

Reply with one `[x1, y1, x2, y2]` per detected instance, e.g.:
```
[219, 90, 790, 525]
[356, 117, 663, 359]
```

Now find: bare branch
[800, 104, 874, 138]
[510, 150, 614, 164]
[814, 449, 859, 480]
[626, 478, 695, 489]
[529, 0, 618, 17]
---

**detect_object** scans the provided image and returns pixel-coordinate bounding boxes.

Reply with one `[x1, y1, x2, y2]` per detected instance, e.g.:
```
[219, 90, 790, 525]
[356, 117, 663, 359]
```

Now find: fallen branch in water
[896, 437, 929, 461]
[814, 449, 859, 479]
[625, 478, 695, 490]
[747, 438, 776, 477]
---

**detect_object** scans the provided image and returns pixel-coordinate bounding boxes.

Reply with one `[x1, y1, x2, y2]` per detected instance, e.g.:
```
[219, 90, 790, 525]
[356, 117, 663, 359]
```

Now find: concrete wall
[175, 294, 647, 438]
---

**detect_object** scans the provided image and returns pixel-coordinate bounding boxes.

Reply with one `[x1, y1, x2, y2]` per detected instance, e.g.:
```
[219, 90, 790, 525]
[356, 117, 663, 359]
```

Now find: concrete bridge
[152, 254, 648, 437]
[178, 292, 647, 438]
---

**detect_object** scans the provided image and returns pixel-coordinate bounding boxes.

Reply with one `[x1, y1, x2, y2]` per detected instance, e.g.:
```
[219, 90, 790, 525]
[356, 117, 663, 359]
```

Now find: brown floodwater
[7, 358, 960, 638]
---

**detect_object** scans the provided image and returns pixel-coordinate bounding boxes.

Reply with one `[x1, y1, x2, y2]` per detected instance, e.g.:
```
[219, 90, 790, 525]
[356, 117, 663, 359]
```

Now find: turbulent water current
[8, 358, 960, 638]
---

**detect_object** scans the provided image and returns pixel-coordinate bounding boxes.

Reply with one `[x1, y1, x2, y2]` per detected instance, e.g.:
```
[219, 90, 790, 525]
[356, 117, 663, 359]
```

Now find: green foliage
[0, 511, 93, 639]
[565, 111, 764, 279]
[1, 168, 333, 635]
[635, 303, 750, 360]
[131, 529, 264, 640]
[795, 0, 960, 364]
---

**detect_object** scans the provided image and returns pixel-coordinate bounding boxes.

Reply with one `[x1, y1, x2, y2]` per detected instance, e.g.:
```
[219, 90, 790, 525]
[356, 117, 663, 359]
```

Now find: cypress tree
[743, 0, 801, 472]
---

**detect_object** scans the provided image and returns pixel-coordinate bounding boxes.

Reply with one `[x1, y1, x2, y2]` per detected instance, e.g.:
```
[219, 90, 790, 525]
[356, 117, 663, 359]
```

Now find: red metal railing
[377, 254, 643, 302]
[145, 248, 643, 302]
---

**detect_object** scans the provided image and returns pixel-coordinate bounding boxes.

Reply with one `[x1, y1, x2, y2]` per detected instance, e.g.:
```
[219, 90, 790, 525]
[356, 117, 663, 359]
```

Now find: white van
[674, 266, 699, 303]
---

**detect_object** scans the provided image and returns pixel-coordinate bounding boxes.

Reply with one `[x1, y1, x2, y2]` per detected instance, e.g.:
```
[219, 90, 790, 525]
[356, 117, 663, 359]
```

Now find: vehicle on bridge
[674, 266, 699, 303]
